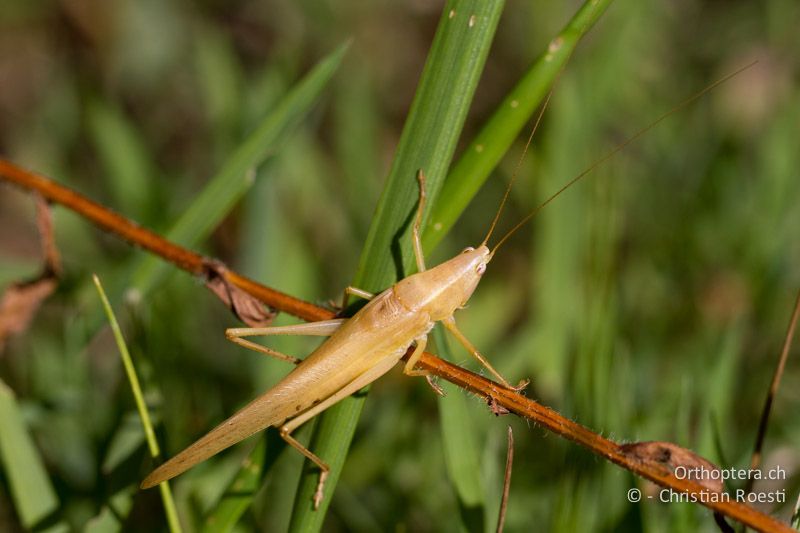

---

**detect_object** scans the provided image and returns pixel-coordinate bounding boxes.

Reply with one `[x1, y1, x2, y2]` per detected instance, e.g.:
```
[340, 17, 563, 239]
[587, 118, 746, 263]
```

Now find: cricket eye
[462, 247, 475, 254]
[476, 263, 487, 275]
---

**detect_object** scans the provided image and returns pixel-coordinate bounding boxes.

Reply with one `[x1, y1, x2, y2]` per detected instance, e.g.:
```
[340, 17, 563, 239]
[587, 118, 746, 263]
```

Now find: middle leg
[226, 319, 345, 364]
[340, 286, 375, 310]
[402, 335, 444, 396]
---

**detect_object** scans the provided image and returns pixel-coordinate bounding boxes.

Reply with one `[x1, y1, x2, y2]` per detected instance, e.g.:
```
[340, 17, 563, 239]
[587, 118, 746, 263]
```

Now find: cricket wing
[140, 386, 292, 488]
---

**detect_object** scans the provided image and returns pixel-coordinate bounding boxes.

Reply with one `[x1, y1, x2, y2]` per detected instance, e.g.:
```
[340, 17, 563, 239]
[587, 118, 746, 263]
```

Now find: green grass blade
[195, 24, 243, 152]
[101, 411, 149, 474]
[422, 0, 614, 252]
[129, 41, 349, 295]
[288, 2, 505, 530]
[84, 487, 136, 533]
[353, 5, 506, 285]
[432, 325, 486, 532]
[333, 65, 381, 234]
[0, 379, 62, 530]
[93, 274, 182, 533]
[86, 99, 157, 222]
[201, 437, 266, 533]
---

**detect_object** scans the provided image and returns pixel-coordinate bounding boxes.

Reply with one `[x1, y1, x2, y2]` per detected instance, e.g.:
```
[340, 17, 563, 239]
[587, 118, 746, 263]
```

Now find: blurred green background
[1, 0, 799, 531]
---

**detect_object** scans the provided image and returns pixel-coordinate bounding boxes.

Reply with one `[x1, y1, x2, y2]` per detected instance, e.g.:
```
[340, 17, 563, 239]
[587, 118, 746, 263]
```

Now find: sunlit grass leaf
[86, 99, 157, 222]
[288, 1, 505, 530]
[202, 438, 266, 533]
[101, 411, 148, 474]
[84, 487, 136, 533]
[0, 379, 64, 531]
[130, 41, 349, 296]
[194, 24, 243, 150]
[422, 0, 614, 252]
[93, 275, 182, 533]
[432, 326, 486, 533]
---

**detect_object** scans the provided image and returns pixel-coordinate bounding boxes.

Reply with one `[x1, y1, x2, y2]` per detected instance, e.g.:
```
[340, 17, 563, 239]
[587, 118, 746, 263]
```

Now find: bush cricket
[140, 167, 525, 507]
[140, 63, 753, 509]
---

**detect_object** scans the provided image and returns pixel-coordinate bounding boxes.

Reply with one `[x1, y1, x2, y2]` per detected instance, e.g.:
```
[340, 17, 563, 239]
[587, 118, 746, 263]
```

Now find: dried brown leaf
[621, 441, 725, 493]
[203, 260, 277, 327]
[35, 195, 61, 275]
[0, 277, 57, 352]
[0, 197, 61, 353]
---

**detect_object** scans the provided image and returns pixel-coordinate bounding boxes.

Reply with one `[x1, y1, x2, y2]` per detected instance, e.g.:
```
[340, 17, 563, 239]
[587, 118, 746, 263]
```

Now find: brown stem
[745, 289, 800, 495]
[0, 159, 793, 533]
[495, 426, 513, 533]
[421, 356, 791, 532]
[0, 160, 325, 321]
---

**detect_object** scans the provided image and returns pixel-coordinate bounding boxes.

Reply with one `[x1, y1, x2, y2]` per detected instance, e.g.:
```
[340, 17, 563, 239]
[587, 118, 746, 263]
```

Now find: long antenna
[490, 60, 758, 255]
[481, 88, 555, 247]
[483, 12, 605, 249]
[482, 46, 582, 248]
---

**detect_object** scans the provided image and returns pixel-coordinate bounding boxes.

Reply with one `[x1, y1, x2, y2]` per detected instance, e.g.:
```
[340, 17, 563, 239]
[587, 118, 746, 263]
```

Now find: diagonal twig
[0, 160, 794, 533]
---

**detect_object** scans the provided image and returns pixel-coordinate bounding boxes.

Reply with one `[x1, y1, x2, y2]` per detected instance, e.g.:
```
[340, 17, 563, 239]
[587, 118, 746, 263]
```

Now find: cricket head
[395, 244, 492, 321]
[450, 244, 493, 308]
